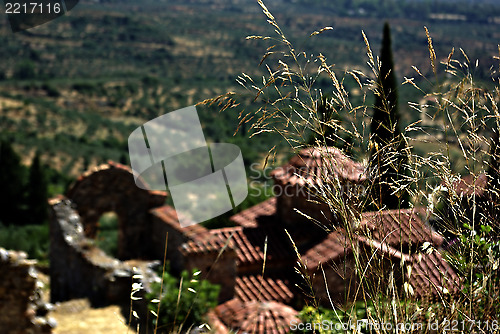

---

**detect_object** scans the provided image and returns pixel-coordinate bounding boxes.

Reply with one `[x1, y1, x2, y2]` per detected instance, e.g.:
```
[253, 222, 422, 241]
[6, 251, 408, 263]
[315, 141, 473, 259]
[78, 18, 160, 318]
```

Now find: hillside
[0, 0, 499, 181]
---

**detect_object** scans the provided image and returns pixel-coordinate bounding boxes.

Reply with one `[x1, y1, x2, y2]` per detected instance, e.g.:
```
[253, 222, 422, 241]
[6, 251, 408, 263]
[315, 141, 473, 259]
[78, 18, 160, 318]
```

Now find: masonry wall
[183, 249, 237, 303]
[150, 212, 190, 274]
[311, 255, 358, 307]
[66, 162, 167, 260]
[0, 248, 54, 334]
[276, 186, 334, 227]
[49, 197, 159, 331]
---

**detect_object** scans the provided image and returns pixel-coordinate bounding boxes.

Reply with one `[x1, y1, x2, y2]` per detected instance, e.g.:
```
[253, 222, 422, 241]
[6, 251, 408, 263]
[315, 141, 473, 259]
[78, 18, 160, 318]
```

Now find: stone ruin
[46, 160, 242, 331]
[48, 162, 172, 331]
[65, 162, 167, 260]
[0, 248, 54, 334]
[43, 150, 458, 333]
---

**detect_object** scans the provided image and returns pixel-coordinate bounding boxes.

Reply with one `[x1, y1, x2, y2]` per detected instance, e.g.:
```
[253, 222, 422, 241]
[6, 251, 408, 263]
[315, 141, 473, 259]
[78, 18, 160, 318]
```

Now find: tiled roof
[408, 251, 461, 298]
[357, 235, 460, 298]
[360, 208, 443, 248]
[357, 235, 412, 262]
[235, 275, 294, 303]
[449, 173, 487, 197]
[150, 205, 207, 241]
[302, 230, 352, 268]
[301, 208, 443, 269]
[214, 299, 299, 334]
[271, 146, 367, 187]
[230, 198, 277, 228]
[181, 226, 292, 266]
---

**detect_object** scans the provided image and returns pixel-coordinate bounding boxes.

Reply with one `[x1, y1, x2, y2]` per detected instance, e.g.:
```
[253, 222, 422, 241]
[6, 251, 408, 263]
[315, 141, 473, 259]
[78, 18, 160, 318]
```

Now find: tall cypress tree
[309, 95, 337, 147]
[369, 22, 410, 210]
[487, 127, 500, 192]
[308, 96, 351, 154]
[0, 139, 26, 224]
[27, 152, 48, 224]
[485, 128, 500, 231]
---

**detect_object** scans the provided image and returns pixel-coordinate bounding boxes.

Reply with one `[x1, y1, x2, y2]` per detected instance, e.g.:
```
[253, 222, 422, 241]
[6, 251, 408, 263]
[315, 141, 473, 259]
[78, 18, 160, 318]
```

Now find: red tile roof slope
[450, 173, 488, 197]
[215, 299, 299, 334]
[409, 251, 461, 298]
[360, 208, 443, 248]
[357, 235, 461, 298]
[235, 275, 294, 303]
[181, 226, 292, 265]
[302, 208, 443, 269]
[302, 230, 352, 268]
[150, 205, 207, 241]
[271, 146, 367, 187]
[230, 197, 277, 228]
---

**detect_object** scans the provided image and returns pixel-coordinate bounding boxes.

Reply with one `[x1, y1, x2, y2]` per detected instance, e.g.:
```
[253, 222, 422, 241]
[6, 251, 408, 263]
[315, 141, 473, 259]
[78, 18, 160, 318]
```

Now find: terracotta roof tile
[409, 251, 461, 298]
[235, 275, 294, 303]
[449, 173, 488, 197]
[302, 230, 352, 268]
[180, 226, 292, 265]
[150, 205, 207, 241]
[360, 208, 443, 248]
[271, 146, 367, 187]
[230, 198, 277, 228]
[215, 299, 299, 334]
[357, 236, 461, 298]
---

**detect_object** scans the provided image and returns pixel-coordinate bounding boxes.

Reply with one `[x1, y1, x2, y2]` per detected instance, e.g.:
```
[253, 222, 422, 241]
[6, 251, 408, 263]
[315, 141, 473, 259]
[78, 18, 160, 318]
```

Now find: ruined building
[49, 148, 460, 333]
[0, 248, 54, 334]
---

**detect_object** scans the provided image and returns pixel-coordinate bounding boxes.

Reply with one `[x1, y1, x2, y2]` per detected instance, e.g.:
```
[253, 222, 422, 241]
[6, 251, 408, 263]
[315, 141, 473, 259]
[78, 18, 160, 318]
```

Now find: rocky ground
[37, 272, 134, 334]
[48, 299, 133, 334]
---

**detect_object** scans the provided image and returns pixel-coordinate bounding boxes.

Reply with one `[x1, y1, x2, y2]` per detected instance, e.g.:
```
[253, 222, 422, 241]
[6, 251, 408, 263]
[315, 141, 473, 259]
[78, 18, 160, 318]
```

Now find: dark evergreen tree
[369, 22, 410, 210]
[0, 139, 27, 224]
[485, 127, 500, 233]
[487, 128, 500, 193]
[308, 96, 351, 154]
[309, 95, 337, 147]
[119, 153, 128, 165]
[27, 152, 48, 224]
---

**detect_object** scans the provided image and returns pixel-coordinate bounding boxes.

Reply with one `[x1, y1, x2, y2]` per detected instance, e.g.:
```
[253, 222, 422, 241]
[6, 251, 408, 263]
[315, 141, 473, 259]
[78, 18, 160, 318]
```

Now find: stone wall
[182, 248, 237, 303]
[66, 162, 167, 260]
[310, 255, 358, 306]
[49, 197, 160, 329]
[0, 248, 54, 334]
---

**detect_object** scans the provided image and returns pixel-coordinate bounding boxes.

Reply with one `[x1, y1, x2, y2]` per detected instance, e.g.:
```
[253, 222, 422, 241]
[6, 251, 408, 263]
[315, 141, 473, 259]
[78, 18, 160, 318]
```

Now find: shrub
[147, 269, 220, 333]
[0, 223, 50, 263]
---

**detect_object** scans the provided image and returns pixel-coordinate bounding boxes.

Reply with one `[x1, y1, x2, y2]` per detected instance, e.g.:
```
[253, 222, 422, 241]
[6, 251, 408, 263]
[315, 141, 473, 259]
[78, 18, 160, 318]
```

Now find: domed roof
[271, 146, 367, 187]
[215, 298, 299, 334]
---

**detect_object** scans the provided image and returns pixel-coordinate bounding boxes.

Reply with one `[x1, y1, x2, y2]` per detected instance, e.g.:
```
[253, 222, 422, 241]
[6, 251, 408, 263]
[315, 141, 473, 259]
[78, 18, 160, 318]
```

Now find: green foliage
[0, 223, 49, 262]
[294, 302, 375, 333]
[14, 60, 36, 80]
[147, 269, 220, 333]
[201, 183, 273, 229]
[95, 212, 119, 258]
[446, 223, 500, 318]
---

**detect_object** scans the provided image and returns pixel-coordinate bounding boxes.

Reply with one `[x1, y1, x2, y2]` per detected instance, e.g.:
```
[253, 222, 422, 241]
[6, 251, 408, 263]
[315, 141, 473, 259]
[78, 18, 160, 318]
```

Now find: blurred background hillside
[1, 0, 500, 259]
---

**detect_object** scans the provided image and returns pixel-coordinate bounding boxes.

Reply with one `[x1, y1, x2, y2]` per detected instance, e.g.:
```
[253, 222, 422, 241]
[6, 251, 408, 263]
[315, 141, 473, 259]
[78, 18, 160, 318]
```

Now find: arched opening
[66, 162, 167, 259]
[95, 212, 119, 258]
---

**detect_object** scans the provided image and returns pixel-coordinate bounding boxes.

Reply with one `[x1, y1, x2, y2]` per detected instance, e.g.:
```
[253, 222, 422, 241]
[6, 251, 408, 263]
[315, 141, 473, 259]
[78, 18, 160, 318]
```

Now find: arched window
[95, 212, 119, 258]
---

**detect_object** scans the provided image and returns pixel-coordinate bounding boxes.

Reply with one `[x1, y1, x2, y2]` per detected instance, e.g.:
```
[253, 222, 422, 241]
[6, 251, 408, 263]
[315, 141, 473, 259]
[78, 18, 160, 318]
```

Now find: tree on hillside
[487, 128, 500, 191]
[369, 22, 410, 210]
[0, 139, 27, 224]
[309, 96, 352, 155]
[309, 96, 337, 147]
[27, 152, 48, 225]
[485, 127, 500, 230]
